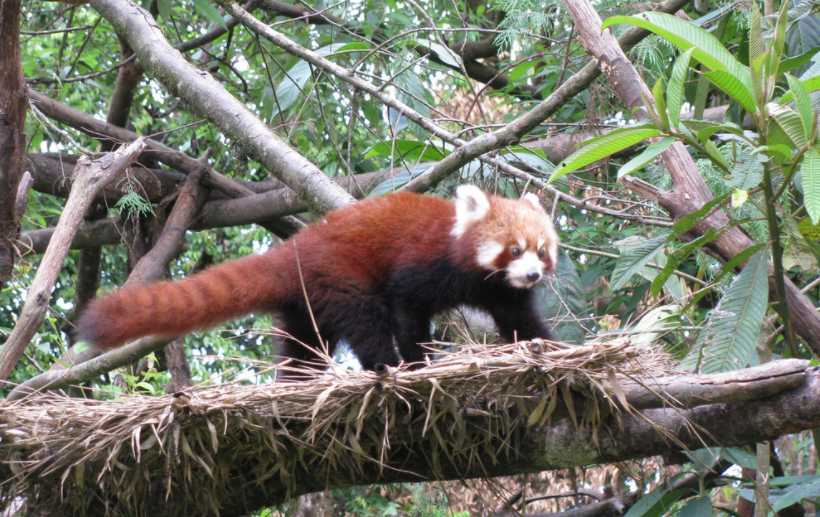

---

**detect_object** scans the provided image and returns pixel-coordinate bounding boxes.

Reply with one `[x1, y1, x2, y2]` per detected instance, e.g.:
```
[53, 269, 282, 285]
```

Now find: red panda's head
[451, 185, 559, 289]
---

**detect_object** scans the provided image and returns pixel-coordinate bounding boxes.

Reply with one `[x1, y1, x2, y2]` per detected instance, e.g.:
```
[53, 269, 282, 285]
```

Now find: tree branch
[27, 89, 254, 198]
[89, 0, 353, 212]
[4, 357, 820, 513]
[0, 139, 146, 381]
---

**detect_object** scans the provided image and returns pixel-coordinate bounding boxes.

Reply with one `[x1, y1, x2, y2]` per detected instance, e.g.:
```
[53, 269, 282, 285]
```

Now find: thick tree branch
[17, 169, 389, 254]
[89, 0, 353, 212]
[561, 0, 820, 355]
[28, 89, 254, 198]
[0, 139, 146, 381]
[5, 359, 820, 513]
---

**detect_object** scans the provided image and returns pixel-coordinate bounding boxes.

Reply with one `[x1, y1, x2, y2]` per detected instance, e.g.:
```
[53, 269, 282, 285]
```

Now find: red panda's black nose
[527, 272, 542, 283]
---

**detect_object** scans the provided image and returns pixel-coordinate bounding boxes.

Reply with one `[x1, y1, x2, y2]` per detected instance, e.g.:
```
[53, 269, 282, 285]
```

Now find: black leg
[277, 314, 331, 377]
[487, 294, 553, 343]
[392, 306, 432, 365]
[329, 297, 401, 370]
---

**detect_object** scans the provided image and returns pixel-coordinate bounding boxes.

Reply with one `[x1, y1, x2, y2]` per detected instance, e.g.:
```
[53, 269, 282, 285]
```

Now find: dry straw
[0, 339, 674, 516]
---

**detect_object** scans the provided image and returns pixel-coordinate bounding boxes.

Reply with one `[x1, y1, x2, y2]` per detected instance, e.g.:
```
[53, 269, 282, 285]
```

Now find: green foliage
[682, 251, 769, 373]
[549, 126, 662, 181]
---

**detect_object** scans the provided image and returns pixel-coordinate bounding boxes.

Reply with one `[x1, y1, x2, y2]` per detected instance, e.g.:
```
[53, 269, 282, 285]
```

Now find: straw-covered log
[0, 341, 816, 516]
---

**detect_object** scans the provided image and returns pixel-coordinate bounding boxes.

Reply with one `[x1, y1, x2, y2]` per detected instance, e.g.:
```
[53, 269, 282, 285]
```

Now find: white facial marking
[506, 250, 544, 289]
[451, 185, 490, 238]
[476, 241, 503, 268]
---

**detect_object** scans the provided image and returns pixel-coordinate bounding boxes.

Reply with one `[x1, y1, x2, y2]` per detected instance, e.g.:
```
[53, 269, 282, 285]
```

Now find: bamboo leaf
[610, 234, 670, 291]
[549, 126, 661, 182]
[667, 48, 694, 128]
[802, 148, 820, 225]
[682, 251, 769, 373]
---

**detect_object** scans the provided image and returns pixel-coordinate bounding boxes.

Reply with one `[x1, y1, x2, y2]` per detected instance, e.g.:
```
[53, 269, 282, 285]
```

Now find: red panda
[77, 185, 560, 370]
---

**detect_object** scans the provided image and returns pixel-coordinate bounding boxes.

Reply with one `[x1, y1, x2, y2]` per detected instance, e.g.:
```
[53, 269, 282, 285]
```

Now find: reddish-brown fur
[78, 189, 557, 368]
[79, 192, 456, 348]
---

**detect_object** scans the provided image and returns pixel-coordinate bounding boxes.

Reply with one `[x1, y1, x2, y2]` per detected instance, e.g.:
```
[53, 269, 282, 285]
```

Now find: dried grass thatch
[0, 339, 674, 516]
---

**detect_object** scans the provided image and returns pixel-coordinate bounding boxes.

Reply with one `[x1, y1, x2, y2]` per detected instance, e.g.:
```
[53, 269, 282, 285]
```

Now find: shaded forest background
[0, 0, 819, 514]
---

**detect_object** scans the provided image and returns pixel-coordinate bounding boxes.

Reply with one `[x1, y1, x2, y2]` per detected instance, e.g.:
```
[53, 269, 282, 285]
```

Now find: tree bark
[0, 0, 26, 287]
[5, 362, 820, 514]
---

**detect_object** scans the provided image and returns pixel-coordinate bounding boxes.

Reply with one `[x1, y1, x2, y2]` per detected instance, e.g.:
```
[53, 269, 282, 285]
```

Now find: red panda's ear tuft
[522, 192, 545, 212]
[452, 185, 490, 238]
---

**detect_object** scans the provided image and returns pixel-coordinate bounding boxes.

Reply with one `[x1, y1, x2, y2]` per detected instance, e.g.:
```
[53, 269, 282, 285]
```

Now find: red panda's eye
[510, 246, 522, 257]
[537, 248, 545, 258]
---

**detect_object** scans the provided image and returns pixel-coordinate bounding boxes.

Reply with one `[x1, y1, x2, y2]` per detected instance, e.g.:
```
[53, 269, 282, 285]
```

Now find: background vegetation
[0, 0, 818, 514]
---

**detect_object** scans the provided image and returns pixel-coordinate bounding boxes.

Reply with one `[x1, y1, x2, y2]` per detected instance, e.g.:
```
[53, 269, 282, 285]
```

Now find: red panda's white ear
[452, 185, 490, 237]
[522, 192, 545, 212]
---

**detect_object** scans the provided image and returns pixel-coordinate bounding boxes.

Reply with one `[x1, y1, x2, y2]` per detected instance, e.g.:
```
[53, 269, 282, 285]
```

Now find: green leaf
[157, 0, 172, 19]
[748, 6, 764, 68]
[768, 0, 790, 79]
[703, 139, 731, 171]
[427, 41, 463, 68]
[779, 47, 820, 75]
[778, 75, 820, 105]
[772, 479, 820, 512]
[721, 447, 758, 469]
[364, 140, 445, 162]
[770, 104, 809, 148]
[682, 251, 769, 373]
[650, 228, 719, 297]
[703, 70, 757, 113]
[667, 48, 694, 128]
[625, 487, 687, 517]
[802, 148, 820, 225]
[498, 146, 555, 175]
[652, 77, 670, 131]
[537, 253, 589, 345]
[618, 137, 675, 178]
[785, 73, 816, 142]
[271, 43, 349, 117]
[549, 126, 662, 182]
[675, 496, 712, 517]
[603, 12, 751, 87]
[728, 148, 764, 190]
[193, 0, 227, 29]
[610, 234, 670, 291]
[672, 191, 730, 237]
[681, 119, 744, 141]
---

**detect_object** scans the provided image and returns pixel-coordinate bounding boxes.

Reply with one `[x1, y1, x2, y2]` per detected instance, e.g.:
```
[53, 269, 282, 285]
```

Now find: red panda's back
[292, 192, 456, 287]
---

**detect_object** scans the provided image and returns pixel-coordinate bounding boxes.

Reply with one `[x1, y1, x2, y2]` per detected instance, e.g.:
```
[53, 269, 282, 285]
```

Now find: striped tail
[76, 251, 291, 348]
